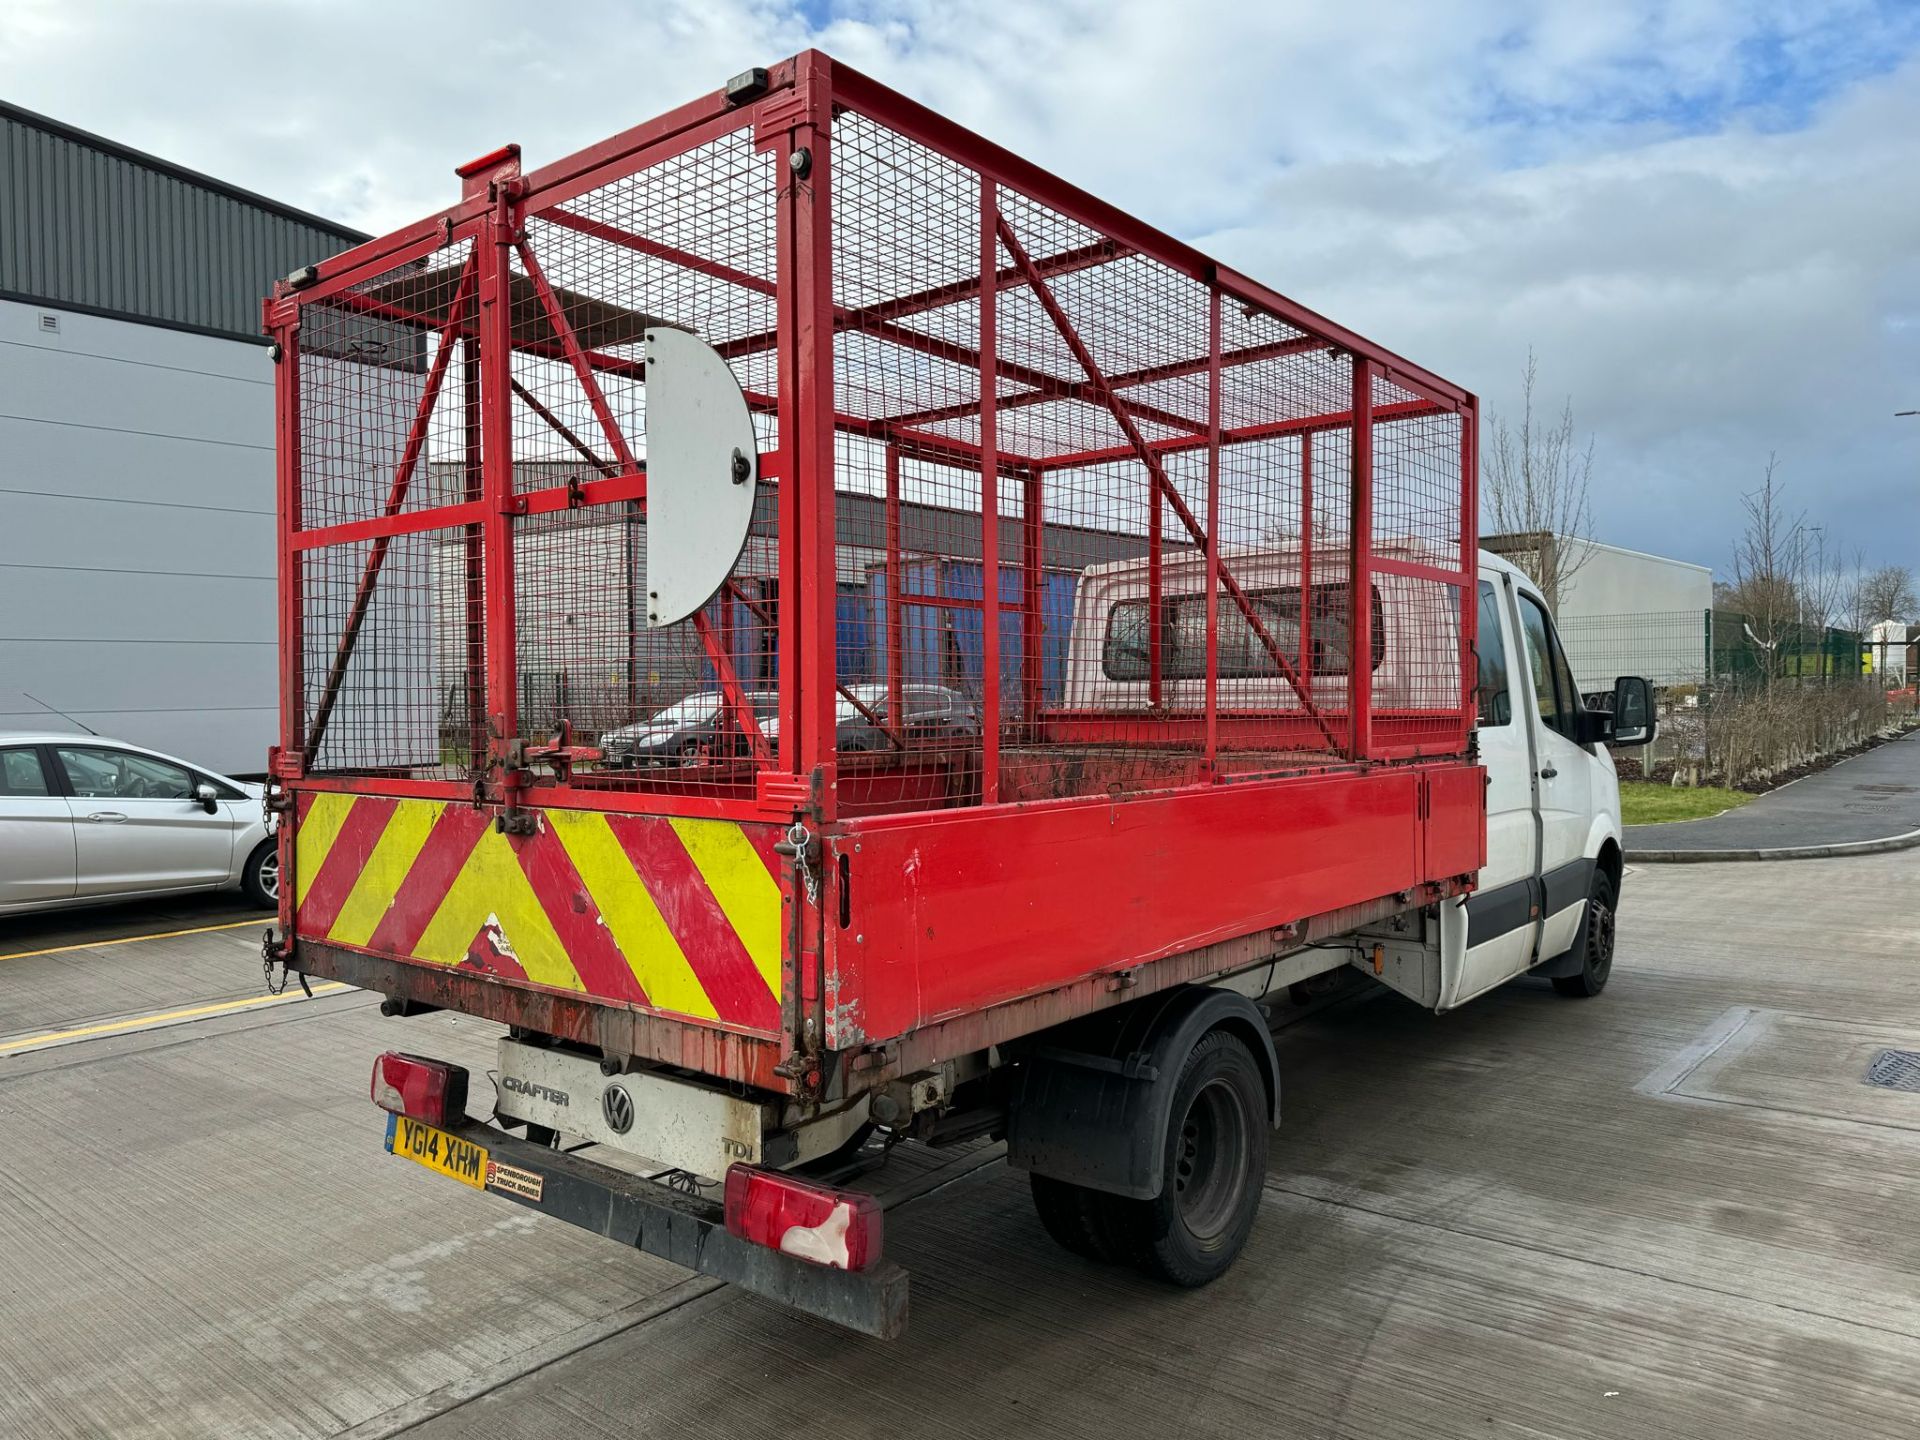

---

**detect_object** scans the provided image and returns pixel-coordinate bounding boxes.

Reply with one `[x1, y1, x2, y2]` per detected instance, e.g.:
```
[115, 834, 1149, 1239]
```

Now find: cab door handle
[85, 811, 128, 823]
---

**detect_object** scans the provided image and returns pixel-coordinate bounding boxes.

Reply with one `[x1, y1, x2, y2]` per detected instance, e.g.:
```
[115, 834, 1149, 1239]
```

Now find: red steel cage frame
[267, 52, 1483, 1096]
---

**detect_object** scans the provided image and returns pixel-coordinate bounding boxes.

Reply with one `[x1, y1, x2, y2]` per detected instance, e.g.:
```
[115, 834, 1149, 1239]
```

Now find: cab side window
[1516, 593, 1582, 740]
[1475, 581, 1511, 726]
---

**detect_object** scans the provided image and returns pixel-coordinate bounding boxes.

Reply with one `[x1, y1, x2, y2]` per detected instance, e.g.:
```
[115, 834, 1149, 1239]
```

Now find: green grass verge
[1618, 780, 1754, 826]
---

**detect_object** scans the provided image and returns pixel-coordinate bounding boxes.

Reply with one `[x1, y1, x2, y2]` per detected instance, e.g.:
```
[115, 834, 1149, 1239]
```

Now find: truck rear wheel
[1110, 1028, 1268, 1287]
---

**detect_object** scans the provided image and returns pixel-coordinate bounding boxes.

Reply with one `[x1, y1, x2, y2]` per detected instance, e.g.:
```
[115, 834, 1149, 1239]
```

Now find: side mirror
[195, 782, 220, 814]
[1610, 676, 1656, 747]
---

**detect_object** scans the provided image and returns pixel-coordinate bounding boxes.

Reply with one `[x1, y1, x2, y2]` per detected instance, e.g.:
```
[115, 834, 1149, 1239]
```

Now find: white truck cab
[1439, 551, 1647, 1006]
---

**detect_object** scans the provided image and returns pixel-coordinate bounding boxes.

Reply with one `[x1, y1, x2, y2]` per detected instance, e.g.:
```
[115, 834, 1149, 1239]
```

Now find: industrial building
[0, 101, 364, 775]
[1484, 531, 1714, 691]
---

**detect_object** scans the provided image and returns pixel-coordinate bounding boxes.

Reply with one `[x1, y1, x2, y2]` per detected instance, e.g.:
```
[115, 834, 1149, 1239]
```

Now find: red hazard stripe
[456, 919, 531, 984]
[365, 805, 489, 956]
[296, 797, 396, 935]
[610, 816, 780, 1032]
[516, 824, 651, 1007]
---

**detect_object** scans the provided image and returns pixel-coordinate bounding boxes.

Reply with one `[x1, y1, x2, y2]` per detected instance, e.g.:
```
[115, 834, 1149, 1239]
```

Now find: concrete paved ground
[1627, 727, 1920, 856]
[2, 849, 1917, 1437]
[0, 889, 270, 959]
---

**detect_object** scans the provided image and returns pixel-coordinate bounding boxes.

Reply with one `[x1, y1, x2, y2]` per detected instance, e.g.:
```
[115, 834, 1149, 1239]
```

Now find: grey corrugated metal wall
[0, 101, 366, 342]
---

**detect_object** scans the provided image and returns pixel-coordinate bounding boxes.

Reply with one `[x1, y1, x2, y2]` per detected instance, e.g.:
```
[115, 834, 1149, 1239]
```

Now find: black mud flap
[1005, 986, 1280, 1200]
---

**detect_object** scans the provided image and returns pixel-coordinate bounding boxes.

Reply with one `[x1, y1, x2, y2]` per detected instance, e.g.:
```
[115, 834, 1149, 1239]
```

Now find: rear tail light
[370, 1052, 469, 1128]
[723, 1165, 883, 1271]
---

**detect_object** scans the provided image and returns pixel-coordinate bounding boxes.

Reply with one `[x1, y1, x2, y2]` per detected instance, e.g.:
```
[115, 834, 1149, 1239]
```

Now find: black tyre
[1112, 1029, 1268, 1287]
[1552, 870, 1617, 998]
[1030, 1173, 1126, 1263]
[241, 838, 280, 908]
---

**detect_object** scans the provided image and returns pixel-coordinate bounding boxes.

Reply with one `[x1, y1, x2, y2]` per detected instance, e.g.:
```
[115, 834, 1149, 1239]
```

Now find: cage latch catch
[775, 822, 822, 907]
[521, 721, 602, 783]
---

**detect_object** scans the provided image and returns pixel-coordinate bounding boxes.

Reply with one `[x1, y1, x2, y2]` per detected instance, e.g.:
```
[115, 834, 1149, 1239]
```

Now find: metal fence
[1558, 610, 1709, 695]
[1558, 609, 1869, 698]
[1557, 608, 1898, 784]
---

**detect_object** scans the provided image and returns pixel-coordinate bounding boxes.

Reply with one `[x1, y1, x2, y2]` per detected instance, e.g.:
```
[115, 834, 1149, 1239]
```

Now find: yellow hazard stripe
[328, 800, 445, 948]
[409, 824, 585, 992]
[295, 792, 355, 904]
[548, 810, 720, 1021]
[669, 817, 782, 997]
[292, 795, 780, 1025]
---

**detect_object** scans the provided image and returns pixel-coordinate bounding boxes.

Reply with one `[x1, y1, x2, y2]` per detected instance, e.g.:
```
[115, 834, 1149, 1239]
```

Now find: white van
[1064, 545, 1653, 1006]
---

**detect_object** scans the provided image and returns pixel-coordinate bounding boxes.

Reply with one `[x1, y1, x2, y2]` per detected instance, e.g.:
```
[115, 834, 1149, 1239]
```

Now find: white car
[0, 733, 276, 916]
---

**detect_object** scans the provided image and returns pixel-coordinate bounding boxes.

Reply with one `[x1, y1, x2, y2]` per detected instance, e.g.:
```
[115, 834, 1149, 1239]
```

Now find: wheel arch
[1595, 835, 1623, 897]
[1006, 985, 1279, 1200]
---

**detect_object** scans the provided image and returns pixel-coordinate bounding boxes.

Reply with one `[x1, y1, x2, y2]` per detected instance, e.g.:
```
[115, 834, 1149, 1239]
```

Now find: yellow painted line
[0, 918, 264, 964]
[0, 983, 351, 1056]
[669, 817, 782, 997]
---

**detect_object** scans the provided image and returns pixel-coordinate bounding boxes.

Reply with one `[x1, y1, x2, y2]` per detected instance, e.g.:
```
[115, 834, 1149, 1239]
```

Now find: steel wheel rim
[259, 849, 281, 902]
[1174, 1076, 1251, 1243]
[1590, 899, 1615, 979]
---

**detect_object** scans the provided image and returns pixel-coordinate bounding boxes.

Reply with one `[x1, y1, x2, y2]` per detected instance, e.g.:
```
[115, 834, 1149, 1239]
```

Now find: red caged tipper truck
[263, 51, 1649, 1337]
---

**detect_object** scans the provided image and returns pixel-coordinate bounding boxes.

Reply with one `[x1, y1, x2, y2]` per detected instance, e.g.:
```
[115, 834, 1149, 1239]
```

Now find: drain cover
[1865, 1049, 1920, 1092]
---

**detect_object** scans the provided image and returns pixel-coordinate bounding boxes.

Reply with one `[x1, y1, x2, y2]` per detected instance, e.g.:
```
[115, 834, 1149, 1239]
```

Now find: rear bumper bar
[431, 1115, 909, 1339]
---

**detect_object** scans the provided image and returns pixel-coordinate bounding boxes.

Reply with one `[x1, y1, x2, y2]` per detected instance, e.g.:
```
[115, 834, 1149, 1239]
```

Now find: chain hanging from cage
[787, 820, 820, 907]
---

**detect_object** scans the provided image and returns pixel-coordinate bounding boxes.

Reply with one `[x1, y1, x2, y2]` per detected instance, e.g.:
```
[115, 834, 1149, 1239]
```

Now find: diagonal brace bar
[516, 234, 772, 762]
[514, 236, 640, 472]
[505, 325, 887, 753]
[996, 217, 1337, 747]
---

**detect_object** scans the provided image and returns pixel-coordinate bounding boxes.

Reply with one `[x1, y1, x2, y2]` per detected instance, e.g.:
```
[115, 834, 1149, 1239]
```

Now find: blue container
[868, 560, 1075, 707]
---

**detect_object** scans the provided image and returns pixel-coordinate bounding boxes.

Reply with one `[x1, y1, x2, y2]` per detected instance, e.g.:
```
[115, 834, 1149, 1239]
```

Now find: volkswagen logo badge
[602, 1083, 634, 1135]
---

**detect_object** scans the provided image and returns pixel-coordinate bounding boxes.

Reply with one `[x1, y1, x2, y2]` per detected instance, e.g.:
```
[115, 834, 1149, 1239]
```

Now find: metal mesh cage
[295, 239, 485, 778]
[277, 66, 1474, 818]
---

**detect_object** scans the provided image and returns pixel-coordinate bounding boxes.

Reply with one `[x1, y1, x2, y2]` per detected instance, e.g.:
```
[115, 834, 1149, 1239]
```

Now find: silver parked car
[0, 733, 276, 915]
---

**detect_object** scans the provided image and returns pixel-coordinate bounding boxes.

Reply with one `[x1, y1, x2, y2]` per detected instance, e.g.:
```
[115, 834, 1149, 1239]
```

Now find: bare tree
[1837, 545, 1870, 632]
[1482, 350, 1595, 614]
[1855, 565, 1918, 626]
[1724, 454, 1805, 683]
[1797, 527, 1846, 636]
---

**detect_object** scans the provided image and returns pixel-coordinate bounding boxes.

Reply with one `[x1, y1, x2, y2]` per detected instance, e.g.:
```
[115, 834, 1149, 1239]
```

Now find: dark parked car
[599, 692, 780, 767]
[599, 685, 979, 766]
[834, 684, 980, 752]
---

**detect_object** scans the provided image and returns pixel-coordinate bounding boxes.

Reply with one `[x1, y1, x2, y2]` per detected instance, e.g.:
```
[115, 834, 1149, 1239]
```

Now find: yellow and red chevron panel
[292, 794, 784, 1035]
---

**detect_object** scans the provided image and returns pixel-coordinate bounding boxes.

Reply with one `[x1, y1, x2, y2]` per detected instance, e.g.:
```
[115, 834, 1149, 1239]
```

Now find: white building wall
[0, 298, 276, 775]
[1549, 539, 1713, 691]
[1557, 540, 1713, 622]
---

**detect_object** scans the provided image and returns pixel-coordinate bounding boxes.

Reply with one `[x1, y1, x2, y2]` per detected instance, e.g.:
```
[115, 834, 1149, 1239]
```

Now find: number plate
[387, 1114, 488, 1190]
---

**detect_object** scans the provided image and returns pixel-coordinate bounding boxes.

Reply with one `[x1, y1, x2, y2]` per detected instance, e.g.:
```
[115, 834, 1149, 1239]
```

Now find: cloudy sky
[5, 0, 1917, 574]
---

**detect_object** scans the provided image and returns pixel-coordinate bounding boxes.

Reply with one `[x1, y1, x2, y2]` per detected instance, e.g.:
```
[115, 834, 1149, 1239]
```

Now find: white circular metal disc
[642, 327, 759, 628]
